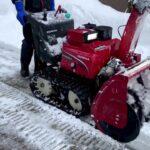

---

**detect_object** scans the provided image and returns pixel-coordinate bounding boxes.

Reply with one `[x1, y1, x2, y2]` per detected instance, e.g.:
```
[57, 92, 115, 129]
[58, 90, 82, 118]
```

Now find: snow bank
[0, 0, 23, 48]
[0, 0, 149, 57]
[56, 0, 128, 37]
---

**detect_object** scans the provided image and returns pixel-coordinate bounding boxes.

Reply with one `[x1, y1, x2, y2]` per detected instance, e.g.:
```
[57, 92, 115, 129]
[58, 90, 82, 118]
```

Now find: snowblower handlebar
[54, 5, 67, 17]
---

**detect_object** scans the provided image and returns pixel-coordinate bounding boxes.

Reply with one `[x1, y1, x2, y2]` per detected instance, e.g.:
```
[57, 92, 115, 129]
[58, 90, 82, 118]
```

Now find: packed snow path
[0, 42, 31, 95]
[0, 82, 124, 150]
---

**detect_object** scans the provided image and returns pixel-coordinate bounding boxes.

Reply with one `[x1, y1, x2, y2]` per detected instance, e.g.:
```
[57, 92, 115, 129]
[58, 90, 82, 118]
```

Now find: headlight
[87, 33, 98, 41]
[84, 31, 98, 42]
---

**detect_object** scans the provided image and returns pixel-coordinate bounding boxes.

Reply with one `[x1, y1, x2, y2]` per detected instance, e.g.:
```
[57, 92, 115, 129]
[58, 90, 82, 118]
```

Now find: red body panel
[67, 28, 94, 45]
[61, 28, 120, 79]
[118, 8, 148, 65]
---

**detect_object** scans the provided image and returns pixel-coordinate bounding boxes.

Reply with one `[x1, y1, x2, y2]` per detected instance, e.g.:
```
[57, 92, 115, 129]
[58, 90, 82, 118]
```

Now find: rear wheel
[63, 83, 91, 116]
[68, 90, 82, 111]
[35, 77, 54, 96]
[30, 73, 54, 101]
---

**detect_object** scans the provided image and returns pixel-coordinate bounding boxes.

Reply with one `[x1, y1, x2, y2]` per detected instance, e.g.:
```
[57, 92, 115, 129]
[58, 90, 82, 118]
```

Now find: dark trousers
[21, 23, 40, 72]
[21, 23, 45, 72]
[21, 23, 34, 71]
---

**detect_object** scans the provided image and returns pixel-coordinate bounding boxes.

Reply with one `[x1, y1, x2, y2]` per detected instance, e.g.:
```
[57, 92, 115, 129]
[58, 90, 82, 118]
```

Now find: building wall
[100, 0, 128, 12]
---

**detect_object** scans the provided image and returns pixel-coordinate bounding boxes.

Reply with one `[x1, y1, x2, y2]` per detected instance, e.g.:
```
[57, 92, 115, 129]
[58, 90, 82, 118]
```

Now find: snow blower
[28, 0, 150, 143]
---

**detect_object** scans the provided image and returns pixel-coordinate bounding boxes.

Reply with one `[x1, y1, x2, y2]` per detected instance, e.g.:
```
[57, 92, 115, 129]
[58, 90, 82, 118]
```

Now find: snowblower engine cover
[61, 28, 119, 79]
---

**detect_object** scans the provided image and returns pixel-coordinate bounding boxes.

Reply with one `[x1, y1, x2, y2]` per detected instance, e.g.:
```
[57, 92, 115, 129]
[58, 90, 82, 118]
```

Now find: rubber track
[0, 82, 124, 150]
[30, 69, 93, 116]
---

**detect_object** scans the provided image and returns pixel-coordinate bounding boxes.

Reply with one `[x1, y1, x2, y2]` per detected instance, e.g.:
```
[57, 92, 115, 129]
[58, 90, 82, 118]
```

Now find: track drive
[30, 67, 94, 116]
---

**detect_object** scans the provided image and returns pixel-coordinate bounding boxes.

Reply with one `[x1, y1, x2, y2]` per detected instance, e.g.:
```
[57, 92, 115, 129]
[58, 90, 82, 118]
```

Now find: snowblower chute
[28, 0, 150, 143]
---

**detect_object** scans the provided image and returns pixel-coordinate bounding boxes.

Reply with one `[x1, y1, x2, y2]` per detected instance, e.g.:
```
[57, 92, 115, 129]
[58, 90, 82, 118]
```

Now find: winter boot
[20, 69, 29, 77]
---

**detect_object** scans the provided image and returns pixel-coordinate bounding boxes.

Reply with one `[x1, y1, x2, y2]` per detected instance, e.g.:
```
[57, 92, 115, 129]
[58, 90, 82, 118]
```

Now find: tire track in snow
[0, 82, 124, 150]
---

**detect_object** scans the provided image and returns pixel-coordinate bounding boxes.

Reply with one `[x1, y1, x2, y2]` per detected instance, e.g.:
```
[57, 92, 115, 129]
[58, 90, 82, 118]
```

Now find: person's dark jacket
[12, 0, 55, 12]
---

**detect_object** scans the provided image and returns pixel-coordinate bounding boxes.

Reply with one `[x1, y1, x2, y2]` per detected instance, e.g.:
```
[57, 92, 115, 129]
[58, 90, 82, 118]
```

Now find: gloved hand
[15, 1, 27, 26]
[50, 0, 55, 11]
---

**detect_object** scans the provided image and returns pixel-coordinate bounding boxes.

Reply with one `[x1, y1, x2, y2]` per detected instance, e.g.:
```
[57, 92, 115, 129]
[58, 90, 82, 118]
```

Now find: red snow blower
[28, 0, 150, 142]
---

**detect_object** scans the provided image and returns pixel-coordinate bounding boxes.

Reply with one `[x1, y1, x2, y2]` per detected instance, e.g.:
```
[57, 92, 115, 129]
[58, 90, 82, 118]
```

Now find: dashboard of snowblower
[27, 11, 74, 65]
[28, 11, 74, 43]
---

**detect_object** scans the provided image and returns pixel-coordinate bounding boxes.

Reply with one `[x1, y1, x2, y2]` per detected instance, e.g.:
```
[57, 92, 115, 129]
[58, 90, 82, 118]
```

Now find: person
[12, 0, 55, 77]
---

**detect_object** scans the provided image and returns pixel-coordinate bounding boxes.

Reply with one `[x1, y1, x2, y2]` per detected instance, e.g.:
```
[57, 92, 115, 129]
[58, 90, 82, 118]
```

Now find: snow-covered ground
[0, 0, 150, 150]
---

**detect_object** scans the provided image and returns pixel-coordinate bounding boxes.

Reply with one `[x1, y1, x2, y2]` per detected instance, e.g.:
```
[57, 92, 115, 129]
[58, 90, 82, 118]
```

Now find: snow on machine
[28, 1, 150, 143]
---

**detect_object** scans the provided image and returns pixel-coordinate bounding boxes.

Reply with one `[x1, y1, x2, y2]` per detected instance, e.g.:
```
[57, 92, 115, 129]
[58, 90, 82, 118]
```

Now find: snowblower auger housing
[28, 1, 150, 143]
